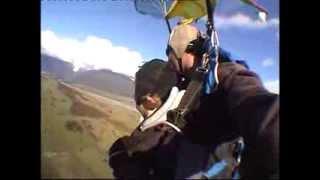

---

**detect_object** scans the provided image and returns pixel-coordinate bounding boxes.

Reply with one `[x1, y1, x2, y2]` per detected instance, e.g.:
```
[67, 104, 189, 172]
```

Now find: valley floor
[41, 75, 140, 178]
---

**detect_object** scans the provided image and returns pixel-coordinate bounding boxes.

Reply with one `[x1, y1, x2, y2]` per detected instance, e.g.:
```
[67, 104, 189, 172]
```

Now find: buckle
[167, 109, 187, 129]
[196, 66, 208, 73]
[195, 53, 210, 74]
[233, 138, 245, 165]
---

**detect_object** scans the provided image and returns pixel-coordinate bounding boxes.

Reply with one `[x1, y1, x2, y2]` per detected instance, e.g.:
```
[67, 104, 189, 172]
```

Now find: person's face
[141, 93, 161, 110]
[181, 52, 196, 74]
[168, 51, 196, 76]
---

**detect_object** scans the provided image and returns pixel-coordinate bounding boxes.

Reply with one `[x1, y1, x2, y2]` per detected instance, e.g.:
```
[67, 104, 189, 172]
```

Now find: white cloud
[264, 80, 279, 94]
[41, 30, 144, 77]
[213, 13, 279, 29]
[261, 58, 275, 67]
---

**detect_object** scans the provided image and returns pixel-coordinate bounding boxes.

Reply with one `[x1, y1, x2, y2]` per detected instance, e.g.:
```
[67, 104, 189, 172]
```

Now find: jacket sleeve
[217, 62, 279, 178]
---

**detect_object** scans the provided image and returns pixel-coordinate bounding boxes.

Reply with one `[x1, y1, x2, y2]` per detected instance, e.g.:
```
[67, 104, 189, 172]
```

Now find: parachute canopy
[166, 0, 218, 20]
[134, 0, 269, 23]
[134, 0, 174, 19]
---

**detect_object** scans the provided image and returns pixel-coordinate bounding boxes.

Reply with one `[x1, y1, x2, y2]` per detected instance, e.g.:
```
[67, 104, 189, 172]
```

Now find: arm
[218, 62, 279, 178]
[108, 125, 173, 179]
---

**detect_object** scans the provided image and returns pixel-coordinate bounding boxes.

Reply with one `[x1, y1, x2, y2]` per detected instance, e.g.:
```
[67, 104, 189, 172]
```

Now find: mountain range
[41, 53, 135, 98]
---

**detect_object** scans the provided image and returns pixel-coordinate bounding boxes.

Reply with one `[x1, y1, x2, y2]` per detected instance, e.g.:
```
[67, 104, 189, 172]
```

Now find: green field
[41, 75, 140, 178]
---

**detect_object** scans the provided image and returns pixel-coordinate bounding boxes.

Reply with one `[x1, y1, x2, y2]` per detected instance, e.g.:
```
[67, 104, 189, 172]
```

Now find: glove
[108, 124, 176, 179]
[122, 124, 175, 157]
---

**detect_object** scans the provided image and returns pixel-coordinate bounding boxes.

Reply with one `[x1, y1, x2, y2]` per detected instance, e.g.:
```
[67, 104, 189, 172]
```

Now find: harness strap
[203, 160, 228, 178]
[167, 54, 209, 130]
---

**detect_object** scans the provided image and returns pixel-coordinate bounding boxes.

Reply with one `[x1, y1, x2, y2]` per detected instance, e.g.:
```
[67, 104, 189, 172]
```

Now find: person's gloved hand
[122, 124, 175, 157]
[108, 123, 176, 178]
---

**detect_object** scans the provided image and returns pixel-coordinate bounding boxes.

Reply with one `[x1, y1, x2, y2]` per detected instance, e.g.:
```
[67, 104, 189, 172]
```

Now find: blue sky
[41, 0, 279, 93]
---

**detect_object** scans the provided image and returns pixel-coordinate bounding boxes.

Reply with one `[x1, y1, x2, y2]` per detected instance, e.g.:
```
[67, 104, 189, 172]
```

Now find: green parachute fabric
[134, 0, 174, 19]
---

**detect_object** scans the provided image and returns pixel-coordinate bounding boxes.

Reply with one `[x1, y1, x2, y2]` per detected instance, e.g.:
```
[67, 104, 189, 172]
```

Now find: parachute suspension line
[165, 18, 172, 33]
[160, 0, 172, 33]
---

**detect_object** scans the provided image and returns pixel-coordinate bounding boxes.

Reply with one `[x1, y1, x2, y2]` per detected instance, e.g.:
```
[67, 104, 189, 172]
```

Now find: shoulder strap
[167, 53, 210, 130]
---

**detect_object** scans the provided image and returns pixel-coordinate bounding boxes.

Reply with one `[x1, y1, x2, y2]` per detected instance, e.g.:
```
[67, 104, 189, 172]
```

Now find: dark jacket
[183, 62, 279, 178]
[108, 62, 279, 179]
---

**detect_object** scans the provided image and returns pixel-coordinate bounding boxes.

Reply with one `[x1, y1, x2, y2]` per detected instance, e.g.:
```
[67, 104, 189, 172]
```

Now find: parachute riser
[205, 0, 214, 37]
[204, 0, 220, 66]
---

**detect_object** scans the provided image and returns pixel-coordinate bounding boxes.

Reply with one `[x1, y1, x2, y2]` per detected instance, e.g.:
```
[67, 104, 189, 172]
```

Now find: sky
[41, 0, 279, 94]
